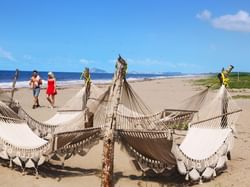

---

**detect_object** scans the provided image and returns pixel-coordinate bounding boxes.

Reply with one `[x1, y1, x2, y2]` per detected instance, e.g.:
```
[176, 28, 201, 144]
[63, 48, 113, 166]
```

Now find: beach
[1, 77, 250, 187]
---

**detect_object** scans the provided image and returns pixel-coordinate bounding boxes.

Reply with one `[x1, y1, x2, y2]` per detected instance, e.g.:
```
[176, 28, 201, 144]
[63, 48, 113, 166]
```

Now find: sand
[1, 77, 250, 187]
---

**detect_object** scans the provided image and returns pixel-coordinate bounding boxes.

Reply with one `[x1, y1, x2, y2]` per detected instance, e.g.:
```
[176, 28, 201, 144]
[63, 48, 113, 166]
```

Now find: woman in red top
[46, 72, 57, 108]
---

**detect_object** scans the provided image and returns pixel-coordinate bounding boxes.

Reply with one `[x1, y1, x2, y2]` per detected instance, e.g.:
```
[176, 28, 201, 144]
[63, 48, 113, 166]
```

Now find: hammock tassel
[9, 158, 13, 168]
[213, 169, 216, 177]
[199, 177, 203, 184]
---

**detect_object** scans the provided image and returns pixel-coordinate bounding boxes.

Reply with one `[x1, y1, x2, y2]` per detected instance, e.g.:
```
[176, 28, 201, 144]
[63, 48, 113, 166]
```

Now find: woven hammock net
[172, 85, 241, 182]
[0, 84, 107, 173]
[0, 68, 241, 180]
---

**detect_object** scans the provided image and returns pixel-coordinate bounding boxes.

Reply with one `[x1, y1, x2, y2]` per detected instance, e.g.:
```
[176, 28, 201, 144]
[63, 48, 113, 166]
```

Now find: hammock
[172, 118, 235, 182]
[93, 80, 205, 130]
[118, 130, 176, 173]
[0, 91, 103, 173]
[0, 100, 20, 119]
[0, 62, 241, 183]
[50, 127, 101, 163]
[172, 86, 241, 182]
[0, 84, 108, 174]
[16, 84, 108, 137]
[0, 88, 12, 105]
[112, 80, 207, 174]
[0, 116, 49, 175]
[116, 106, 196, 130]
[0, 113, 102, 174]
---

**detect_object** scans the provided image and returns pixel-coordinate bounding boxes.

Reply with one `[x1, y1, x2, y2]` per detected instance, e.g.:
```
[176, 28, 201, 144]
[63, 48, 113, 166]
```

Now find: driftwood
[10, 69, 19, 103]
[101, 56, 127, 187]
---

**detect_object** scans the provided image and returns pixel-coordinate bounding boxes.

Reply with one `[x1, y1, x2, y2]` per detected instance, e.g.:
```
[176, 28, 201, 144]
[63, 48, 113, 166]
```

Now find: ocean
[0, 70, 184, 89]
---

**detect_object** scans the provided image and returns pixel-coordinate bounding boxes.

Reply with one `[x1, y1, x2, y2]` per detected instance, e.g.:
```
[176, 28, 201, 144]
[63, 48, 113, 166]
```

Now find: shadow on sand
[0, 159, 100, 181]
[113, 168, 189, 187]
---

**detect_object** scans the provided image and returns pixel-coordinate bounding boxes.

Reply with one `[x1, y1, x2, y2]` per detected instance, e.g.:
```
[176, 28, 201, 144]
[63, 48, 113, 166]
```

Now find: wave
[0, 79, 112, 89]
[0, 75, 197, 89]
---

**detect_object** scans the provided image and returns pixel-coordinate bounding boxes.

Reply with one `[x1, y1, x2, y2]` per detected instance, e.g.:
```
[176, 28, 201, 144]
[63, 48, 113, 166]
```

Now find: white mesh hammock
[172, 85, 242, 182]
[16, 84, 107, 137]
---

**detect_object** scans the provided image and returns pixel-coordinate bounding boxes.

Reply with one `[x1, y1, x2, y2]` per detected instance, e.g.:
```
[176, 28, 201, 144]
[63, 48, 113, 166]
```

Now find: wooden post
[221, 85, 228, 128]
[82, 68, 91, 110]
[10, 69, 19, 103]
[101, 56, 127, 187]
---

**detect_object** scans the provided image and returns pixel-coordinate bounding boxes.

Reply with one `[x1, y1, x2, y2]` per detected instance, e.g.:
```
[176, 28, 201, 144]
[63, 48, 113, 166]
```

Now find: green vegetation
[194, 72, 250, 89]
[232, 95, 250, 99]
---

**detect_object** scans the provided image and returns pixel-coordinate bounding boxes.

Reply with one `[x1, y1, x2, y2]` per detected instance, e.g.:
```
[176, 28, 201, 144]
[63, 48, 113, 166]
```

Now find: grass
[193, 72, 250, 89]
[232, 95, 250, 99]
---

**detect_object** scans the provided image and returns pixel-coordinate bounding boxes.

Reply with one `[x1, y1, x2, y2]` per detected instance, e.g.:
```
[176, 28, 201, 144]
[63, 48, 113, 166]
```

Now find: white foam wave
[0, 75, 195, 89]
[0, 79, 113, 89]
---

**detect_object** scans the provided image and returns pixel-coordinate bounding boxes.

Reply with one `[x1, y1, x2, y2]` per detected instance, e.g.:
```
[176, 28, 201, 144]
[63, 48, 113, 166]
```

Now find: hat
[48, 72, 54, 77]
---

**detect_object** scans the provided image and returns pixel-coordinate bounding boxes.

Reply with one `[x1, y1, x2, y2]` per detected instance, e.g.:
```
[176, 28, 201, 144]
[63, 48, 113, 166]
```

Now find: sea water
[0, 70, 185, 89]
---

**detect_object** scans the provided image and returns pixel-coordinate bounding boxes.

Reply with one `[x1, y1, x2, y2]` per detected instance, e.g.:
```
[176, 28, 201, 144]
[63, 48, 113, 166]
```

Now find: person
[29, 70, 42, 109]
[46, 72, 57, 108]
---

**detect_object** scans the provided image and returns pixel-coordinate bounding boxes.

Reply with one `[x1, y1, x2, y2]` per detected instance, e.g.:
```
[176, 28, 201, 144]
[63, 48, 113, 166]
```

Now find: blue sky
[0, 0, 250, 73]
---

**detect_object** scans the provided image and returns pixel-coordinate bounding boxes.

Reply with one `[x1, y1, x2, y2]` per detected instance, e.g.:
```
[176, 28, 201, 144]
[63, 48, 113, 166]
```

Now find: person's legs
[34, 87, 41, 107]
[36, 97, 40, 107]
[32, 97, 37, 109]
[51, 95, 55, 107]
[32, 88, 38, 109]
[47, 94, 52, 106]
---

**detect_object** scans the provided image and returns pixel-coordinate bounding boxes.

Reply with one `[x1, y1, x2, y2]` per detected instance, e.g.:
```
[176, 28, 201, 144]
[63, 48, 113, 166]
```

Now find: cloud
[196, 10, 212, 20]
[127, 58, 166, 66]
[212, 10, 250, 32]
[79, 58, 93, 65]
[197, 10, 250, 32]
[0, 47, 16, 61]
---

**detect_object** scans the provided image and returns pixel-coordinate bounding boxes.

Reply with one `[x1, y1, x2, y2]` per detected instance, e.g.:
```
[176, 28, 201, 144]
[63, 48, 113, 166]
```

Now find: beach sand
[1, 77, 250, 187]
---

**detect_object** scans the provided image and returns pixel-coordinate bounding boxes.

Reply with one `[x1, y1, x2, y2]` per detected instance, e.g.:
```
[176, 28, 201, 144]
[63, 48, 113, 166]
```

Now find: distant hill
[90, 68, 107, 73]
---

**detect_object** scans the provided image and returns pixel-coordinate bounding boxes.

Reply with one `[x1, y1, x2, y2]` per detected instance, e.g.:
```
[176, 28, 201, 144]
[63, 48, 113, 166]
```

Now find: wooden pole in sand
[10, 69, 19, 103]
[220, 65, 233, 128]
[101, 56, 127, 187]
[221, 85, 229, 128]
[82, 67, 91, 110]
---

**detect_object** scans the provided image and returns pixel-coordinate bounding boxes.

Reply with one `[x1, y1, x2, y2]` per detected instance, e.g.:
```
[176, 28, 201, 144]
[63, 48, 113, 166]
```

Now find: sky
[0, 0, 250, 73]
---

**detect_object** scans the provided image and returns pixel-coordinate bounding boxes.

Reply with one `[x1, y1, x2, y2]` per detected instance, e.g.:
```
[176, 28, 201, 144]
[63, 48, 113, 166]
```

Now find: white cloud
[0, 47, 16, 61]
[127, 58, 166, 66]
[197, 10, 212, 20]
[197, 10, 250, 32]
[212, 10, 250, 32]
[79, 58, 93, 65]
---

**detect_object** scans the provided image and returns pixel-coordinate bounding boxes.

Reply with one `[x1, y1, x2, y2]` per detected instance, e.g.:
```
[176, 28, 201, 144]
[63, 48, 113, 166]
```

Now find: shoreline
[0, 74, 209, 90]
